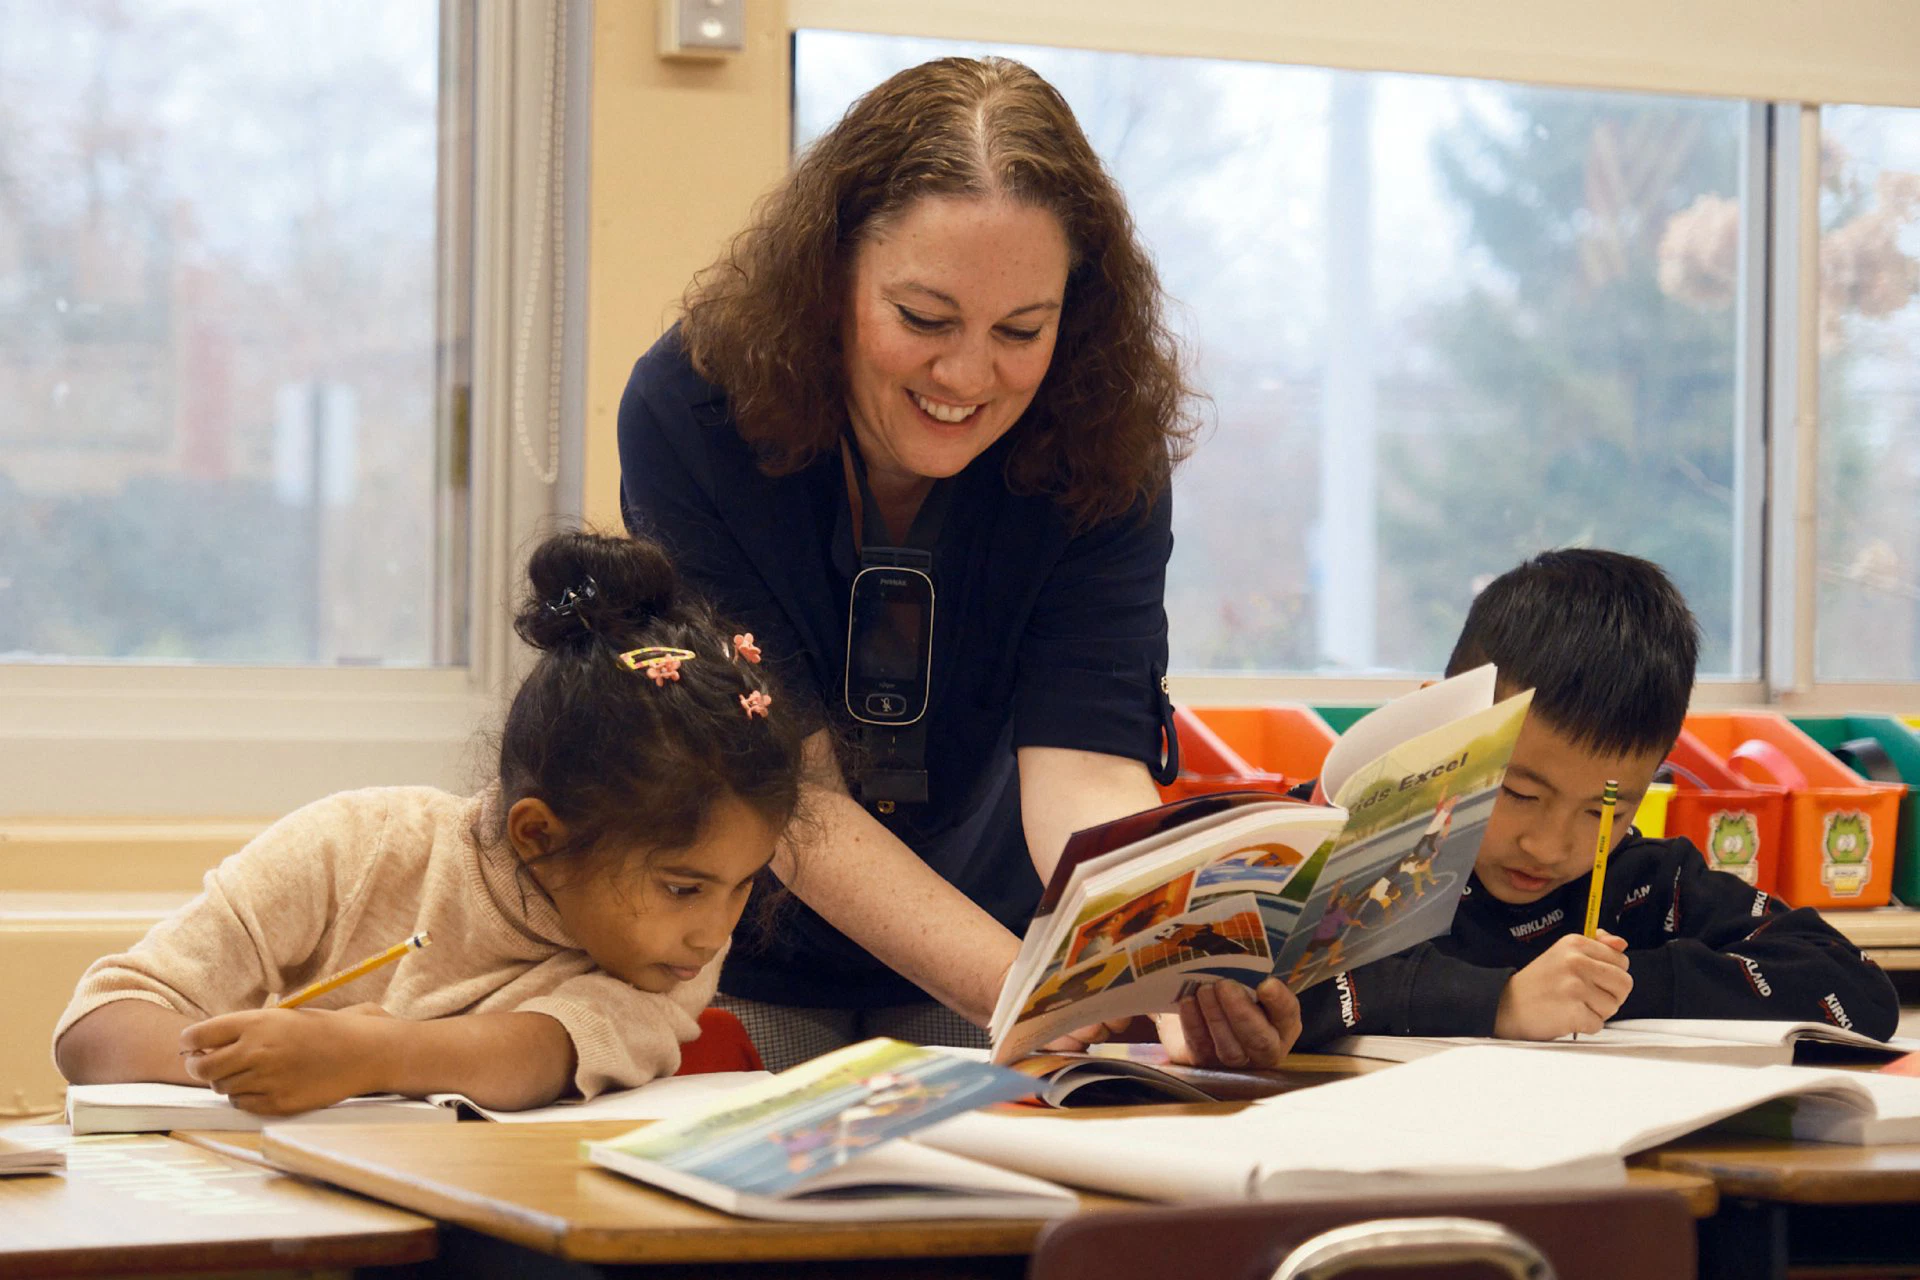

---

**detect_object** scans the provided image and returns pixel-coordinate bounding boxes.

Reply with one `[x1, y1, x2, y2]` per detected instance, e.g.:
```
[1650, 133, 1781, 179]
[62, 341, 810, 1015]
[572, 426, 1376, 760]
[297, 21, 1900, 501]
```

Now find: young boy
[1297, 548, 1900, 1047]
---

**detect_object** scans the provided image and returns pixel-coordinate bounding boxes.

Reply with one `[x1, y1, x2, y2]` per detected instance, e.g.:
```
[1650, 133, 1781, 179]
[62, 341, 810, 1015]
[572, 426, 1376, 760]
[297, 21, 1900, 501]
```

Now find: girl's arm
[179, 1007, 578, 1115]
[55, 1000, 200, 1086]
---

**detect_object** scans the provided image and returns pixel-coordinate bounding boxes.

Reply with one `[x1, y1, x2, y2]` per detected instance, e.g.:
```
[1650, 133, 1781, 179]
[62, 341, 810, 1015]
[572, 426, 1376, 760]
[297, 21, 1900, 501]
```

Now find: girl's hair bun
[514, 530, 680, 651]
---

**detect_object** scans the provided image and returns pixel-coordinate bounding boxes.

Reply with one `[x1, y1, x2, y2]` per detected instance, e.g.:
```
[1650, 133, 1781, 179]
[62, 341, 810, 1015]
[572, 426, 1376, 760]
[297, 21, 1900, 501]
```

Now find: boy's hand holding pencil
[1493, 782, 1632, 1040]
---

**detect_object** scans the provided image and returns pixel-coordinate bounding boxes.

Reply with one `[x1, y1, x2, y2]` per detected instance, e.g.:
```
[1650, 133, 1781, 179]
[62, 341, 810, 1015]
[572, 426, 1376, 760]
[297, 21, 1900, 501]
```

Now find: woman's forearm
[362, 1011, 577, 1111]
[779, 783, 1020, 1026]
[55, 1001, 201, 1086]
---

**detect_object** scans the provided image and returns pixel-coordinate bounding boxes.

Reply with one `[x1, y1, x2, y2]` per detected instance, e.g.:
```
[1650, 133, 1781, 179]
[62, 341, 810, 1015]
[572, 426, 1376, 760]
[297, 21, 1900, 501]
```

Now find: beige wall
[791, 0, 1920, 108]
[581, 0, 792, 531]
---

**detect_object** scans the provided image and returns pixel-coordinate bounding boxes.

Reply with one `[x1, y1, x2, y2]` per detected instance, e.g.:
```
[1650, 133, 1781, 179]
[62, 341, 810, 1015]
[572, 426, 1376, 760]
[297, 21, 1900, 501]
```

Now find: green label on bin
[1706, 809, 1760, 885]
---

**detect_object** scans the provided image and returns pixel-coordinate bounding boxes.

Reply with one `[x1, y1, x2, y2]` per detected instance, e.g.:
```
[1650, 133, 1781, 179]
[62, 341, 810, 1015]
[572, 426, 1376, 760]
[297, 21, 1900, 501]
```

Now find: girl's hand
[179, 1007, 390, 1115]
[1493, 930, 1632, 1040]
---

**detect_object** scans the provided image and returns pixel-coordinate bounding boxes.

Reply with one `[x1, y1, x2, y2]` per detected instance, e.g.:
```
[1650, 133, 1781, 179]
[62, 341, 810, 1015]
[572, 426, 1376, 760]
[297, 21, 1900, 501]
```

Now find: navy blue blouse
[617, 328, 1175, 1007]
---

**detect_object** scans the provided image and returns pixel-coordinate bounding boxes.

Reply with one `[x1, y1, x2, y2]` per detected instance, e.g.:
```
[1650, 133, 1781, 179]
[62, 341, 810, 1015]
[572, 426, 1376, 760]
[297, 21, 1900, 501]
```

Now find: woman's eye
[896, 306, 946, 331]
[997, 325, 1042, 343]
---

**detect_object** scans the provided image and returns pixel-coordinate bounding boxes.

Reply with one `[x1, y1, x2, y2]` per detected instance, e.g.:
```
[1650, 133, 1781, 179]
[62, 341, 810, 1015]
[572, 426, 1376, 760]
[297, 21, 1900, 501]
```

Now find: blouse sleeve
[1012, 488, 1176, 776]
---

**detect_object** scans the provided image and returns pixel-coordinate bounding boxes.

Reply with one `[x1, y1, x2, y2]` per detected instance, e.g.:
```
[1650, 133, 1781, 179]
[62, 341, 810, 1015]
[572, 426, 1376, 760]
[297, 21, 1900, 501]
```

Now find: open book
[992, 666, 1532, 1062]
[1332, 1019, 1919, 1069]
[1015, 1050, 1324, 1107]
[584, 1038, 1073, 1221]
[63, 1072, 774, 1135]
[917, 1044, 1920, 1204]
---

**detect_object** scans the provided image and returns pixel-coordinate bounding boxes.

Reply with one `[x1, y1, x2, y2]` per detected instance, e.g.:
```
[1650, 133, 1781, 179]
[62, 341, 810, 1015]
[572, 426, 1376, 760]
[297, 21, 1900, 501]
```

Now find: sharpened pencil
[277, 931, 431, 1009]
[1581, 782, 1620, 938]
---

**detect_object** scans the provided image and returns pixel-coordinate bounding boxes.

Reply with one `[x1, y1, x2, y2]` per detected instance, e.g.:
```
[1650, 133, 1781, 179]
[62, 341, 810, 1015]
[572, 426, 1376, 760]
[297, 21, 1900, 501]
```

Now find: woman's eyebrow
[893, 282, 1062, 316]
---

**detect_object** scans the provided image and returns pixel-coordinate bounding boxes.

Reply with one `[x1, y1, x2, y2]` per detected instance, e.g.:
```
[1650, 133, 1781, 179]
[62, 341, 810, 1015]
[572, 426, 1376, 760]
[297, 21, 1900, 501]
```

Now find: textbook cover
[990, 666, 1533, 1063]
[583, 1038, 1074, 1221]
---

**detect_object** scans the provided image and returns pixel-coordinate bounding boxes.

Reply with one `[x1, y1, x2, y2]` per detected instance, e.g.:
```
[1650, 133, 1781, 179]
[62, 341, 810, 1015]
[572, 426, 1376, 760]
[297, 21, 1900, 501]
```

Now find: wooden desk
[1640, 1135, 1920, 1280]
[1825, 905, 1920, 971]
[264, 1118, 1128, 1276]
[0, 1123, 436, 1279]
[261, 1116, 1714, 1280]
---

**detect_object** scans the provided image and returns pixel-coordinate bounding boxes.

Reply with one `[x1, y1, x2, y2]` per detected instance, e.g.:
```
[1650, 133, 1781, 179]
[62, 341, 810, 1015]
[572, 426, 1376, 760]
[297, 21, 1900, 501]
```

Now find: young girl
[52, 531, 806, 1115]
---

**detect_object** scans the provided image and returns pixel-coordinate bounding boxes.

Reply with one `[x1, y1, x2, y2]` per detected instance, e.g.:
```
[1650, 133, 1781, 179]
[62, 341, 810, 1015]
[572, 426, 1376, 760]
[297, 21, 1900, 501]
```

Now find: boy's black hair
[1445, 548, 1700, 758]
[500, 530, 809, 880]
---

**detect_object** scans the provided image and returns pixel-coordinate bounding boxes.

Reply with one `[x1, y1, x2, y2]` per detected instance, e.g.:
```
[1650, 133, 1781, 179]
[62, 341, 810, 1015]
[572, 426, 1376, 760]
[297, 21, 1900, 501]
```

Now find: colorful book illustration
[990, 665, 1533, 1063]
[583, 1038, 1075, 1221]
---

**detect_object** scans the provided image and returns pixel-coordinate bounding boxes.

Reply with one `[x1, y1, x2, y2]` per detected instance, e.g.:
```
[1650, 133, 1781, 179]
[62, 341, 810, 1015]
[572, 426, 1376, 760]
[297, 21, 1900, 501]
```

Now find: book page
[65, 1082, 452, 1134]
[430, 1070, 772, 1122]
[1320, 664, 1498, 798]
[1330, 1029, 1788, 1068]
[1252, 1045, 1883, 1152]
[587, 1039, 1039, 1200]
[1268, 691, 1532, 992]
[1609, 1018, 1920, 1054]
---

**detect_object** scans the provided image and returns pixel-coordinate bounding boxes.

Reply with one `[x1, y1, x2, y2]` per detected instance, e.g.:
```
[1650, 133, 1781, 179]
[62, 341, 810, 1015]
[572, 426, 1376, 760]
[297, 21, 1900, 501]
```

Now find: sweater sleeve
[52, 791, 386, 1047]
[1296, 944, 1515, 1047]
[515, 944, 725, 1098]
[1614, 847, 1900, 1039]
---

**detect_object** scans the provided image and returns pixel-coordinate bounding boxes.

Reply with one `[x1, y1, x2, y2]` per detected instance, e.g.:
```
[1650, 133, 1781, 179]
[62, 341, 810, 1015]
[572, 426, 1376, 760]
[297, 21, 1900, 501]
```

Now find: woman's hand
[1160, 978, 1301, 1068]
[179, 1006, 391, 1116]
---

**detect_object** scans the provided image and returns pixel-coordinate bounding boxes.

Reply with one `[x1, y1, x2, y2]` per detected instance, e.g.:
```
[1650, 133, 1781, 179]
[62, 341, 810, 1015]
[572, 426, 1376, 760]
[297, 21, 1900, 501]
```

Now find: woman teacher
[618, 56, 1300, 1071]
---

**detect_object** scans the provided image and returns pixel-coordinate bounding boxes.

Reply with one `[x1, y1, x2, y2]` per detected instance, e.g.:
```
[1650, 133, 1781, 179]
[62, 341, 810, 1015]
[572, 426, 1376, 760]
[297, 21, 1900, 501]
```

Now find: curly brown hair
[680, 55, 1198, 530]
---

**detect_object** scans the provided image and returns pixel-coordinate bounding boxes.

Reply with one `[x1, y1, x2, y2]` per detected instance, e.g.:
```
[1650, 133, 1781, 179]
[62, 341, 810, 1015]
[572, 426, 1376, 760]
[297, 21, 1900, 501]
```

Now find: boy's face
[1475, 713, 1667, 906]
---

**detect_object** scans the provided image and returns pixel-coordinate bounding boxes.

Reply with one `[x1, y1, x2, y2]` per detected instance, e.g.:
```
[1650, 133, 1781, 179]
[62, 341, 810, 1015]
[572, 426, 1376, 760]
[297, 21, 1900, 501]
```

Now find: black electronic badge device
[840, 439, 950, 810]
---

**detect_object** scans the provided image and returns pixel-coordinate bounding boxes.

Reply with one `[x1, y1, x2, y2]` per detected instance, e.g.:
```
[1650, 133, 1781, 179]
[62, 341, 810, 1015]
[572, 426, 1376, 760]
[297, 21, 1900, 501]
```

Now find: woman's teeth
[912, 392, 978, 424]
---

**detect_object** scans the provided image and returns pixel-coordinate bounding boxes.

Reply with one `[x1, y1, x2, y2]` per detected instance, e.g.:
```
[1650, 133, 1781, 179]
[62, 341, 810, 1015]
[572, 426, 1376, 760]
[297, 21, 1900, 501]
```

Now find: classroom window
[1815, 104, 1920, 682]
[0, 0, 462, 666]
[795, 32, 1754, 680]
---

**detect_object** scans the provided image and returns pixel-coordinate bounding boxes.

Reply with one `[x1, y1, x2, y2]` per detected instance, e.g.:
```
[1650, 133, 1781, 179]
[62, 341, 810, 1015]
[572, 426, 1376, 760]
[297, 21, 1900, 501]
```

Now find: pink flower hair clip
[731, 633, 763, 664]
[739, 690, 772, 719]
[618, 646, 697, 685]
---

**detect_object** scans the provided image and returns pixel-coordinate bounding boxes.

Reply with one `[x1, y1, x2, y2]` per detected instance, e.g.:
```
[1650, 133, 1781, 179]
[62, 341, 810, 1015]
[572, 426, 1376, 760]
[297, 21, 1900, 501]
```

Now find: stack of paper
[0, 1132, 65, 1176]
[915, 1045, 1920, 1204]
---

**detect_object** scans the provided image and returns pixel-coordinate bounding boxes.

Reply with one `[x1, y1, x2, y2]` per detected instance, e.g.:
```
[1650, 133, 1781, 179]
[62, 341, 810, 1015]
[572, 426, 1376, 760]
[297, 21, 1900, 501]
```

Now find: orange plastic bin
[1192, 704, 1338, 782]
[1684, 713, 1902, 909]
[1159, 706, 1288, 802]
[1660, 730, 1786, 895]
[1158, 705, 1336, 803]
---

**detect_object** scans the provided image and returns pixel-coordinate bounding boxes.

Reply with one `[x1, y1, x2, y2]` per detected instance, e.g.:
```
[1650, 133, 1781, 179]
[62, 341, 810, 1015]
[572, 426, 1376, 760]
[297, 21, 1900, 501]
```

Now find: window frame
[0, 0, 587, 818]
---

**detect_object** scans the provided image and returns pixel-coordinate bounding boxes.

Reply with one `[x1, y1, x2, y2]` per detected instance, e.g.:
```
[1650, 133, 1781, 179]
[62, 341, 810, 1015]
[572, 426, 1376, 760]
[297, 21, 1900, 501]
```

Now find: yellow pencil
[278, 932, 431, 1009]
[1581, 782, 1620, 938]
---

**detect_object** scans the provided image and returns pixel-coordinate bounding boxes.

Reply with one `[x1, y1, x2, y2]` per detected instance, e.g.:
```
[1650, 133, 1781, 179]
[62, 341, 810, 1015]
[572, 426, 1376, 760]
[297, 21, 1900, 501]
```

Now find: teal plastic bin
[1790, 715, 1920, 907]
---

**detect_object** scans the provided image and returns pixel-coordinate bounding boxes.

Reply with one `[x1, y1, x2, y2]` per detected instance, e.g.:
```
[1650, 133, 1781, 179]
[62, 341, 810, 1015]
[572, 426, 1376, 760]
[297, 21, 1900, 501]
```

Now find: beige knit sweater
[54, 785, 721, 1098]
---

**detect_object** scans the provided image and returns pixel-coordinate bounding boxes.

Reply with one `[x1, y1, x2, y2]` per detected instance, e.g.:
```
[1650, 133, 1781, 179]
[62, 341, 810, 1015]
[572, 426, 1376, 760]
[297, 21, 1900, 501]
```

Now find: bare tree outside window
[0, 1, 449, 665]
[1815, 105, 1920, 681]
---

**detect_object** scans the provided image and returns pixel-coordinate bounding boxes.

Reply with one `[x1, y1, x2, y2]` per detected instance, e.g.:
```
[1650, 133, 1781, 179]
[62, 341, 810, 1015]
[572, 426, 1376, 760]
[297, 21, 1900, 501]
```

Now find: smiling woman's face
[840, 194, 1071, 489]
